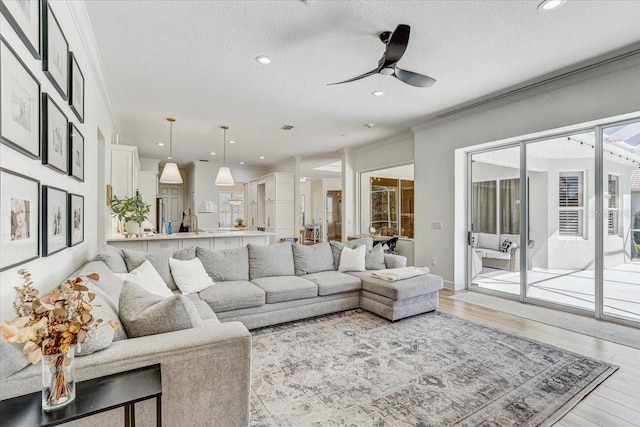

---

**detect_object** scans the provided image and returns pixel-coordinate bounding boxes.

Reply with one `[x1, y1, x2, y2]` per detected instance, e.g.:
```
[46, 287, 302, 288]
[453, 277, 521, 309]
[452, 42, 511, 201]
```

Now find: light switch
[430, 221, 443, 230]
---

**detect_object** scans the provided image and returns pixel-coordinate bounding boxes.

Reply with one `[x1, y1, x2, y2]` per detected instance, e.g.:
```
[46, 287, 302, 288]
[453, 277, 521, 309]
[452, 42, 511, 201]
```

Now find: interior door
[159, 184, 183, 226]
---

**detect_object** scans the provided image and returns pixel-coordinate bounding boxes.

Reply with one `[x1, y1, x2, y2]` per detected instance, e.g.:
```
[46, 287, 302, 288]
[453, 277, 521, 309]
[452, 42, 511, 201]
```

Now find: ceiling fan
[328, 24, 436, 88]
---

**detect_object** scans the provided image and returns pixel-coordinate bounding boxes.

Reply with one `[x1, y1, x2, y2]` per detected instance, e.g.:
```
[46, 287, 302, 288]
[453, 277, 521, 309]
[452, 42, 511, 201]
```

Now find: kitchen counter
[107, 230, 274, 252]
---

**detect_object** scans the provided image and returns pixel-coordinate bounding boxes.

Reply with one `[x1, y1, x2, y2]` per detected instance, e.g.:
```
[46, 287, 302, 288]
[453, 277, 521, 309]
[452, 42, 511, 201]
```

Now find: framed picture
[67, 193, 83, 247]
[42, 185, 67, 256]
[68, 52, 84, 122]
[42, 0, 68, 100]
[0, 168, 40, 271]
[0, 0, 40, 59]
[0, 37, 41, 159]
[68, 123, 84, 181]
[42, 93, 68, 174]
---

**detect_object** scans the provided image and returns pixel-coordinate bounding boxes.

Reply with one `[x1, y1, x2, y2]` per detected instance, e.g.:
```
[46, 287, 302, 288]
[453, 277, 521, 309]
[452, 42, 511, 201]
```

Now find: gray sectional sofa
[0, 238, 442, 426]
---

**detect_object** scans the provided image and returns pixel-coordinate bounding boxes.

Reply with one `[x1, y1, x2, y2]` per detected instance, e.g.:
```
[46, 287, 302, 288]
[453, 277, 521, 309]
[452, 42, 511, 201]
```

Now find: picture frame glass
[69, 125, 84, 181]
[0, 39, 40, 158]
[0, 168, 39, 271]
[44, 95, 68, 173]
[69, 194, 83, 246]
[70, 54, 84, 121]
[44, 4, 68, 98]
[44, 186, 67, 256]
[0, 0, 40, 57]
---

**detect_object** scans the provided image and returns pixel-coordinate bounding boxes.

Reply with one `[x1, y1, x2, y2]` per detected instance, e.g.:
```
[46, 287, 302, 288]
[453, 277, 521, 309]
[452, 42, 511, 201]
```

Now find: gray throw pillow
[92, 245, 128, 274]
[196, 246, 249, 281]
[329, 237, 374, 270]
[119, 281, 202, 338]
[0, 341, 29, 379]
[123, 247, 195, 291]
[292, 243, 334, 275]
[248, 242, 295, 280]
[365, 244, 386, 270]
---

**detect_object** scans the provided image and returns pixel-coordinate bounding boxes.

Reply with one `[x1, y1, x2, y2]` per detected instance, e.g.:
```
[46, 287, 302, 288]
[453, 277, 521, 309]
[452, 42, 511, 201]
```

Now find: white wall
[414, 54, 640, 289]
[0, 2, 116, 319]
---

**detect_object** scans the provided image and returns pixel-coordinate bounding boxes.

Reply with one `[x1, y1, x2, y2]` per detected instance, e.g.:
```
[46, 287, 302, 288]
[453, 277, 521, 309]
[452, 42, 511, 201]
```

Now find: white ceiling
[84, 0, 640, 176]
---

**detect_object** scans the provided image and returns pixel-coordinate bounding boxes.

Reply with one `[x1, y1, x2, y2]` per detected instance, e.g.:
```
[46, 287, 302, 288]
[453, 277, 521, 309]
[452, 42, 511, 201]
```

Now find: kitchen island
[107, 230, 274, 252]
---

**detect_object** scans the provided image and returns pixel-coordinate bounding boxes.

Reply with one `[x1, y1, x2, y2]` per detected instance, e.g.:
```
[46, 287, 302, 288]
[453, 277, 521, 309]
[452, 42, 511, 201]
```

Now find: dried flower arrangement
[0, 269, 118, 408]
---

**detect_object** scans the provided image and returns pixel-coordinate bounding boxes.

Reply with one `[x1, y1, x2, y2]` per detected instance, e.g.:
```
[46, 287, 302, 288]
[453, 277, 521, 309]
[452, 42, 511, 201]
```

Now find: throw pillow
[0, 341, 29, 379]
[123, 247, 195, 291]
[91, 245, 128, 274]
[292, 242, 334, 275]
[248, 242, 295, 280]
[119, 281, 203, 338]
[168, 257, 214, 295]
[196, 246, 249, 281]
[500, 239, 517, 253]
[338, 245, 366, 272]
[329, 236, 374, 270]
[115, 259, 173, 298]
[365, 244, 386, 270]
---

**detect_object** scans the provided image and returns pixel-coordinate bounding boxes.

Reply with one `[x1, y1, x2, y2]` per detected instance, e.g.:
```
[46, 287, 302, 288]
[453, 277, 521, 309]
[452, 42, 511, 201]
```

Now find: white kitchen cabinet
[250, 172, 295, 243]
[213, 237, 241, 250]
[110, 145, 139, 199]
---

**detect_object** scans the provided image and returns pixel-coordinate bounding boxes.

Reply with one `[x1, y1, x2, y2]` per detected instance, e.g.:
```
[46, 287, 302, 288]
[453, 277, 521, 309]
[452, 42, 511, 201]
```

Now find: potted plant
[235, 218, 245, 228]
[110, 189, 151, 236]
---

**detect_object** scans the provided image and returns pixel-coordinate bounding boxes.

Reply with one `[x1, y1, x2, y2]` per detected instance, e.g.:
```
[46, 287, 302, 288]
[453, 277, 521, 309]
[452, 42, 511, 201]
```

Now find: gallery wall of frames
[1, 0, 91, 273]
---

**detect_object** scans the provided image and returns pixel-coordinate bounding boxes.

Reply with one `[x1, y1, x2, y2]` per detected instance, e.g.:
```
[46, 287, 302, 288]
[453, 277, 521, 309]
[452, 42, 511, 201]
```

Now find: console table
[0, 364, 162, 427]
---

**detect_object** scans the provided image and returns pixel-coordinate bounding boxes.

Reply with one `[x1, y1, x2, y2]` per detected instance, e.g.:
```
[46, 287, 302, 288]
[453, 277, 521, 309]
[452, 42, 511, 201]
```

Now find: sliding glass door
[524, 131, 595, 312]
[469, 146, 521, 297]
[602, 120, 640, 322]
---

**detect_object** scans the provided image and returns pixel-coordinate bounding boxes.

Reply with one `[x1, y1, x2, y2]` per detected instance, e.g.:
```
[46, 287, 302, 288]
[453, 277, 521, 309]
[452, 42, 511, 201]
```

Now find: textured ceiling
[84, 0, 640, 175]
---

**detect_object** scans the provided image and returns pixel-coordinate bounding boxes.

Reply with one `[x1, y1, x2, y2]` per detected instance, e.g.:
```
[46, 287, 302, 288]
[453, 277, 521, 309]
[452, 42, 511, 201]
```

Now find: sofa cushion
[365, 244, 386, 270]
[92, 245, 128, 274]
[196, 246, 249, 281]
[0, 341, 29, 380]
[119, 281, 202, 338]
[384, 254, 407, 269]
[482, 248, 512, 260]
[76, 260, 128, 343]
[251, 276, 317, 303]
[191, 300, 219, 322]
[198, 281, 265, 312]
[303, 271, 362, 296]
[477, 233, 500, 251]
[292, 243, 334, 275]
[347, 271, 443, 301]
[123, 247, 195, 291]
[329, 237, 374, 270]
[248, 242, 295, 280]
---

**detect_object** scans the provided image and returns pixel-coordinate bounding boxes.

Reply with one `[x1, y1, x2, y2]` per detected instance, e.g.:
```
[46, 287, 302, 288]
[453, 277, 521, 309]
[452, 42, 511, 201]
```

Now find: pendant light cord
[221, 125, 229, 166]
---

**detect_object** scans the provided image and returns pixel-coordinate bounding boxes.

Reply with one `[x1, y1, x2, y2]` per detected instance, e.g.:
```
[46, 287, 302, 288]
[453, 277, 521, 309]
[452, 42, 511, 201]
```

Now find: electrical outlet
[431, 257, 437, 266]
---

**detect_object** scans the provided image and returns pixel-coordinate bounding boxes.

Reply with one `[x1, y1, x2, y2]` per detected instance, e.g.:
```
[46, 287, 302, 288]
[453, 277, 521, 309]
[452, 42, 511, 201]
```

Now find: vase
[42, 350, 76, 411]
[125, 221, 140, 236]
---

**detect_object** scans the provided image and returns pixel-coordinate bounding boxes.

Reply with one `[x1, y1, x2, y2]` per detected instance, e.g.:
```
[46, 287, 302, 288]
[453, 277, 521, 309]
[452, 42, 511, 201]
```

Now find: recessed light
[255, 55, 271, 65]
[259, 156, 265, 159]
[371, 90, 384, 96]
[228, 140, 236, 144]
[157, 142, 164, 146]
[240, 161, 245, 165]
[537, 0, 566, 12]
[364, 123, 374, 128]
[210, 151, 216, 155]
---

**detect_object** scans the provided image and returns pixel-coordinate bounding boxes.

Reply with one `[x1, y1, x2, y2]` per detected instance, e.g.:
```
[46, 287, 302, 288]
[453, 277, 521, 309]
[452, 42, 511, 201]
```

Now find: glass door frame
[467, 117, 640, 327]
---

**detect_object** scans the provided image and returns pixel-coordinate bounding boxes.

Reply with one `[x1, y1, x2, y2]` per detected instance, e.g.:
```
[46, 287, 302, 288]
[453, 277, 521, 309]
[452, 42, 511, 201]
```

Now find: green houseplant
[110, 189, 151, 235]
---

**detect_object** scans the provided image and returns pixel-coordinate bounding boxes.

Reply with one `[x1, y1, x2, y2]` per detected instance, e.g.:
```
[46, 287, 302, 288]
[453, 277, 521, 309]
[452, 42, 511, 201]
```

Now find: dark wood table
[0, 364, 162, 427]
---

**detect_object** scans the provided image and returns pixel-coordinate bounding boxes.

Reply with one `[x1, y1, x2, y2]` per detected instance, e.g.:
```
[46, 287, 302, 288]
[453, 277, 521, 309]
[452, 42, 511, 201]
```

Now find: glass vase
[42, 350, 76, 411]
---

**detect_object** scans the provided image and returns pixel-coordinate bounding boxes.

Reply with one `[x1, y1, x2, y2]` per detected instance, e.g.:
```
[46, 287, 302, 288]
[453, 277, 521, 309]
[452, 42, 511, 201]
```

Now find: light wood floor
[439, 289, 640, 427]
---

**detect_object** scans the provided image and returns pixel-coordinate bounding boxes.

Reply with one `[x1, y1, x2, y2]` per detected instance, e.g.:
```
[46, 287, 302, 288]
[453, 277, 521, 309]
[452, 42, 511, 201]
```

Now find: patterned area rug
[250, 309, 618, 427]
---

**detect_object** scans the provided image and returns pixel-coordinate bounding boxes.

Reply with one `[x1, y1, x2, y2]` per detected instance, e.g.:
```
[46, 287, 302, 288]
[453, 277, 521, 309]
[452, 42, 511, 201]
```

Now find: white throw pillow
[116, 259, 173, 298]
[338, 245, 366, 272]
[169, 257, 214, 295]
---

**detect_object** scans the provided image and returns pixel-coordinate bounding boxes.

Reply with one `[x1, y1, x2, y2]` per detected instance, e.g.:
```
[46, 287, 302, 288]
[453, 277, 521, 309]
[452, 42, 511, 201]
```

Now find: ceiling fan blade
[394, 67, 436, 88]
[327, 68, 379, 85]
[383, 24, 410, 66]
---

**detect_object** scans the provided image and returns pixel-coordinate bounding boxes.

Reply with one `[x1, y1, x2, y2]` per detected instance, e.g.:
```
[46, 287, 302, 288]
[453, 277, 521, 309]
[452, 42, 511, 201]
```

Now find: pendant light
[159, 117, 183, 184]
[215, 125, 235, 186]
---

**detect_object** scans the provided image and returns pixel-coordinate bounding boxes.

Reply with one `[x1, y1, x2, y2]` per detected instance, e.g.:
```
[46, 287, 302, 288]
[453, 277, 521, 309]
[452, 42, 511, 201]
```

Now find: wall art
[42, 93, 68, 174]
[42, 0, 68, 99]
[0, 0, 40, 59]
[67, 193, 83, 247]
[68, 52, 84, 122]
[42, 185, 67, 256]
[68, 123, 83, 181]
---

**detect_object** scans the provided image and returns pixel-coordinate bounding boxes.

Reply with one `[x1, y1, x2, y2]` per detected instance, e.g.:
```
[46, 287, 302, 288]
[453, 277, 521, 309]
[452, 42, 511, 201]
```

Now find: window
[558, 172, 584, 237]
[219, 191, 244, 227]
[472, 178, 520, 234]
[607, 174, 619, 235]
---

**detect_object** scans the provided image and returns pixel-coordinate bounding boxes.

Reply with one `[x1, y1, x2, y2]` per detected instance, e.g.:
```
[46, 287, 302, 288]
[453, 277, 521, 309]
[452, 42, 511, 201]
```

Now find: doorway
[326, 190, 342, 241]
[158, 184, 183, 226]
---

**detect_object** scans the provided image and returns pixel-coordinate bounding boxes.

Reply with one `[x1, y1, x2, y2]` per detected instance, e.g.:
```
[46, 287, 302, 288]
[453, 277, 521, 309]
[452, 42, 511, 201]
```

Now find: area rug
[249, 309, 617, 427]
[449, 291, 640, 350]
